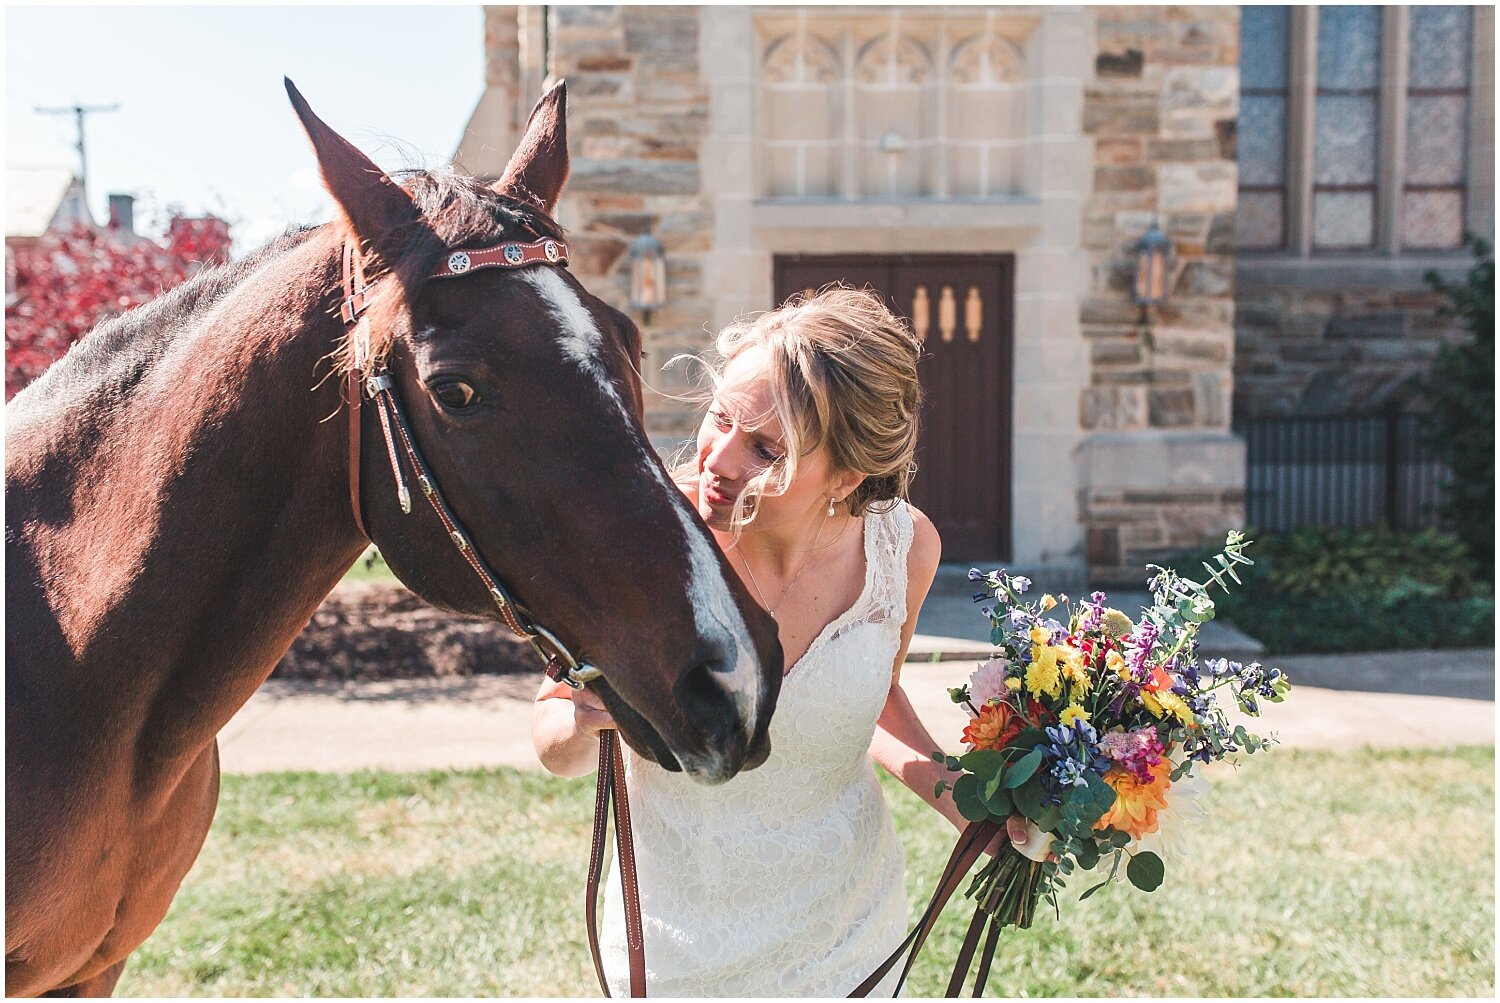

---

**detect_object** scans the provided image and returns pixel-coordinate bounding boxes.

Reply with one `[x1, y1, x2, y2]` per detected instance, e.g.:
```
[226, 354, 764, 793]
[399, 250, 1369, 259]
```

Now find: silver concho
[447, 252, 471, 274]
[543, 240, 560, 262]
[503, 244, 525, 265]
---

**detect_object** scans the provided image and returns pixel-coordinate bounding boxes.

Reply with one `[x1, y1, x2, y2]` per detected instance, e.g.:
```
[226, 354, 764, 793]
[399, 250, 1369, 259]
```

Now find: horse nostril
[672, 656, 746, 763]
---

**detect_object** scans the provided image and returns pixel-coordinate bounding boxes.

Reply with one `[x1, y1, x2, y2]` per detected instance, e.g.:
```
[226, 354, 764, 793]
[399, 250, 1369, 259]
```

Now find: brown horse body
[5, 83, 781, 996]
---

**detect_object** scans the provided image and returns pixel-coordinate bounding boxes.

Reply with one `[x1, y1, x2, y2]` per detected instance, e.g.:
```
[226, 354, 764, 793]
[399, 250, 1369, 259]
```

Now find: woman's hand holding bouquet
[934, 531, 1291, 933]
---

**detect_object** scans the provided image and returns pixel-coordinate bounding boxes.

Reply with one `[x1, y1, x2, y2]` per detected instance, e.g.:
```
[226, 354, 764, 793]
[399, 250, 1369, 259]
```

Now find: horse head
[286, 80, 782, 783]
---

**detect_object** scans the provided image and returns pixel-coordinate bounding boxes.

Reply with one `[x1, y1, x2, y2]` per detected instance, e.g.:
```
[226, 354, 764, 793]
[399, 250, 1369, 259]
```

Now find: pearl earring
[827, 496, 837, 518]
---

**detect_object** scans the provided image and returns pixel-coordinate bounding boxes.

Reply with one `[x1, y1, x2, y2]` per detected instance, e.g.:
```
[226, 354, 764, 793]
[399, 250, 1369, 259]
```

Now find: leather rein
[338, 232, 601, 690]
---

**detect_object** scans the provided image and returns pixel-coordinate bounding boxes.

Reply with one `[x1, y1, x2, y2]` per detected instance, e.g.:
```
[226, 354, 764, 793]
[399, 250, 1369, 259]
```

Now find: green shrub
[1418, 235, 1495, 579]
[1172, 527, 1494, 655]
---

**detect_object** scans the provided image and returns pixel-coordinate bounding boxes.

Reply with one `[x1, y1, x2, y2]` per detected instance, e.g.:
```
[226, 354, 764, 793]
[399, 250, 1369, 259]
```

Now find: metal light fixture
[1132, 222, 1172, 307]
[628, 233, 666, 321]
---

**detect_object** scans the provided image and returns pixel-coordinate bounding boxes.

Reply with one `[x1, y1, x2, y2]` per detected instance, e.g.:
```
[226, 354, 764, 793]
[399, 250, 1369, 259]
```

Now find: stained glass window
[1236, 5, 1290, 250]
[1312, 6, 1381, 250]
[1403, 6, 1471, 249]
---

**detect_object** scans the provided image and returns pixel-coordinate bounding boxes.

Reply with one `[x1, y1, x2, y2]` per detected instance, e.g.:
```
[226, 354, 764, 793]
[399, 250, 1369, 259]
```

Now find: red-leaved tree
[5, 215, 233, 399]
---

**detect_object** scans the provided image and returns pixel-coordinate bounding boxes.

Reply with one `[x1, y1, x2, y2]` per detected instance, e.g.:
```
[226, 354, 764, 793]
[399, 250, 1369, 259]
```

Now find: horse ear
[284, 77, 422, 262]
[493, 79, 570, 215]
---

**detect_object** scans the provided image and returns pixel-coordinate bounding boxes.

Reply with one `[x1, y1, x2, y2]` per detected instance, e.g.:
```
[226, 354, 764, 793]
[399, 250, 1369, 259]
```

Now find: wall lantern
[628, 233, 666, 321]
[1132, 222, 1172, 307]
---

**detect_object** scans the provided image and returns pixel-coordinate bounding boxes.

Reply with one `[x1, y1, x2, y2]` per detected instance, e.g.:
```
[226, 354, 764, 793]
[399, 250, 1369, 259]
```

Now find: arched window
[948, 33, 1027, 197]
[854, 33, 936, 197]
[762, 32, 842, 197]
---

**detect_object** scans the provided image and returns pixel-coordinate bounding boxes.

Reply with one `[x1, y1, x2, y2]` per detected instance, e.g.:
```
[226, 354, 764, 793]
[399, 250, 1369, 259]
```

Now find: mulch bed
[271, 581, 537, 682]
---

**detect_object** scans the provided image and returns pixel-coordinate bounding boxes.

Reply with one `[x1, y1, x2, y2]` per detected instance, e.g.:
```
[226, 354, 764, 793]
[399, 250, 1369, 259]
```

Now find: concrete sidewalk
[219, 564, 1493, 774]
[219, 647, 1496, 775]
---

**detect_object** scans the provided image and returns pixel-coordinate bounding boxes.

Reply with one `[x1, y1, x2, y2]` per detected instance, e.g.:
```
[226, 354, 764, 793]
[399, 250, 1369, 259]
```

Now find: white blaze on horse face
[515, 268, 763, 741]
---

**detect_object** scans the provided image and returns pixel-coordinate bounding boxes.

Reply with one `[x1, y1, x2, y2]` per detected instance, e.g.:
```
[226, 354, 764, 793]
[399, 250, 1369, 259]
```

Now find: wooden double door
[774, 255, 1013, 561]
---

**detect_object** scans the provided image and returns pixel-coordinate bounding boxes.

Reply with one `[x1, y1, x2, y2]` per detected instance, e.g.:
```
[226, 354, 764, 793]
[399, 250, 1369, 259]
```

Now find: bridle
[338, 231, 602, 690]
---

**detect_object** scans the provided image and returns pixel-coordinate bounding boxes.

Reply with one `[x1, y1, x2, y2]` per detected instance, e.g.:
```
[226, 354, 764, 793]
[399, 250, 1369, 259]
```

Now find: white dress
[601, 502, 915, 998]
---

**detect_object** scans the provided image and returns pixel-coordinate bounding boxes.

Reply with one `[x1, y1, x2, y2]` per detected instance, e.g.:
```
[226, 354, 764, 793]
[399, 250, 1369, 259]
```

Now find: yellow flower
[1025, 645, 1062, 699]
[1140, 689, 1164, 718]
[1040, 593, 1057, 612]
[1028, 626, 1050, 646]
[1059, 704, 1090, 727]
[1005, 677, 1023, 691]
[1155, 690, 1196, 728]
[1106, 650, 1129, 680]
[1062, 646, 1090, 683]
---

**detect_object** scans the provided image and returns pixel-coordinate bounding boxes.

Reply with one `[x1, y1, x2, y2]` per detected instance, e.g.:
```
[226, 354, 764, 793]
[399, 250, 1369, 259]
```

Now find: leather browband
[339, 237, 569, 325]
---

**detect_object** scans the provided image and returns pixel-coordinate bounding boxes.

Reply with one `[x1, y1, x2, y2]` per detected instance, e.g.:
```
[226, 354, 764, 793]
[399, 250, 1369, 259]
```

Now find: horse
[4, 80, 783, 997]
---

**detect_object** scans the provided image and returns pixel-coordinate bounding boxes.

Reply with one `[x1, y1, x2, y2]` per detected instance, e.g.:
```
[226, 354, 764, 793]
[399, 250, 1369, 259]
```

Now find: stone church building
[454, 5, 1494, 584]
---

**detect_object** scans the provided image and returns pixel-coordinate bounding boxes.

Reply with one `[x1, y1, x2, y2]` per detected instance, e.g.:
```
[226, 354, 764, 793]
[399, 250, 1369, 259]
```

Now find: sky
[5, 4, 487, 252]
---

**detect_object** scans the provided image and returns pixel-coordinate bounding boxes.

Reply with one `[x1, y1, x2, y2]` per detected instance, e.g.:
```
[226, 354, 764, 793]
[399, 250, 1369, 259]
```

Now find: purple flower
[1125, 620, 1160, 681]
[1010, 575, 1032, 595]
[1100, 727, 1165, 785]
[1080, 592, 1108, 633]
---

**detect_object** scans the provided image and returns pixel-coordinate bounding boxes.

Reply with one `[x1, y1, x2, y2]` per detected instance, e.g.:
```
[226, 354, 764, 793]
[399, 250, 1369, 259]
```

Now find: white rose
[1132, 752, 1210, 863]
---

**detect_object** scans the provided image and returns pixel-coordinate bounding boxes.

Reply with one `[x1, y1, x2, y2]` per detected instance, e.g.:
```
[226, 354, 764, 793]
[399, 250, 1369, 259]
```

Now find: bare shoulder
[904, 502, 942, 588]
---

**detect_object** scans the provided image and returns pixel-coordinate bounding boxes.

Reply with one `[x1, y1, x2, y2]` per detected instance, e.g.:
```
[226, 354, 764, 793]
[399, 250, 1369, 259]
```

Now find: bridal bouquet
[934, 530, 1290, 931]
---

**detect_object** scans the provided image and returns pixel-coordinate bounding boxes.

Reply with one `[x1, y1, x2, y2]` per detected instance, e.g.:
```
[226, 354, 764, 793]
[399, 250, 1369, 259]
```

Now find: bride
[531, 286, 969, 997]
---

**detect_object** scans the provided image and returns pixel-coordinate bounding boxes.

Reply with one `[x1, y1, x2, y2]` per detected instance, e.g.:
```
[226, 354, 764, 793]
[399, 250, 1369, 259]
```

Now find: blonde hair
[675, 285, 923, 534]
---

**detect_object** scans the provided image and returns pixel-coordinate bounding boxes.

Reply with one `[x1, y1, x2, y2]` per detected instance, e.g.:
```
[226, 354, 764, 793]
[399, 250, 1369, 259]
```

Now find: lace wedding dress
[601, 502, 915, 998]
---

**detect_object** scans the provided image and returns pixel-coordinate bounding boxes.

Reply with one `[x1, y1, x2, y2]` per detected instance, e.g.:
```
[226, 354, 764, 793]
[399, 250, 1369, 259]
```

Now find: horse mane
[12, 228, 319, 415]
[340, 167, 566, 375]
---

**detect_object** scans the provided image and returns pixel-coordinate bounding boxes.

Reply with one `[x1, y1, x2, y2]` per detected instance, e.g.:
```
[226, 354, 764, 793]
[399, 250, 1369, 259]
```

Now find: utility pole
[34, 102, 119, 196]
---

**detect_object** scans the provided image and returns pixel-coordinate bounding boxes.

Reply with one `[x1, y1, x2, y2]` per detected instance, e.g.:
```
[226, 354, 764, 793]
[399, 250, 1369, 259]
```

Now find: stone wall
[544, 5, 715, 449]
[1078, 5, 1245, 584]
[1234, 278, 1468, 419]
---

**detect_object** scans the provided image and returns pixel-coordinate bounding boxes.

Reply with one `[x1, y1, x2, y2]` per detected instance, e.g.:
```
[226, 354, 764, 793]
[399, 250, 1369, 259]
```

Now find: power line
[33, 103, 119, 197]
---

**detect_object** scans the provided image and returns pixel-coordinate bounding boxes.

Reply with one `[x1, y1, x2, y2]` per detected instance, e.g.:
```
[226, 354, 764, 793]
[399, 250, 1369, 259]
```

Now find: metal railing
[1236, 410, 1449, 533]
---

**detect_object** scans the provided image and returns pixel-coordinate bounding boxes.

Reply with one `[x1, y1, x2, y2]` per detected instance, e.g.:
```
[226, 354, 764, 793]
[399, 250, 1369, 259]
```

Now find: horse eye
[431, 380, 479, 412]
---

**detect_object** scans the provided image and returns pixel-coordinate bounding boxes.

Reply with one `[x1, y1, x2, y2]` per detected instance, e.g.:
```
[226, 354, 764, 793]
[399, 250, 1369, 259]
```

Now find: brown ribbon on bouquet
[584, 735, 1008, 998]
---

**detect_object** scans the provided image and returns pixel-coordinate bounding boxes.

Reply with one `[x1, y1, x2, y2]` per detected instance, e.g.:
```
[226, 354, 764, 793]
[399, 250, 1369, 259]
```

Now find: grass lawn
[120, 746, 1495, 997]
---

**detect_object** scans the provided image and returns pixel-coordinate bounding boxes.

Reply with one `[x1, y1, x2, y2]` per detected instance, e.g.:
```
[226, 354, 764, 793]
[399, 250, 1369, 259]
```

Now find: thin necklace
[740, 517, 837, 620]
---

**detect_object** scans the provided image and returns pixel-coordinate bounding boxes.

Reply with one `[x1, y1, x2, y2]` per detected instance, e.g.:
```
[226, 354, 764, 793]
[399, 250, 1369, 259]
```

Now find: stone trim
[1236, 254, 1477, 292]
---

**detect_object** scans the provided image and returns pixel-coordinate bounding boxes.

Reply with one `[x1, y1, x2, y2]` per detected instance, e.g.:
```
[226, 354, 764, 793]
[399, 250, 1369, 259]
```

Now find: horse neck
[14, 231, 368, 780]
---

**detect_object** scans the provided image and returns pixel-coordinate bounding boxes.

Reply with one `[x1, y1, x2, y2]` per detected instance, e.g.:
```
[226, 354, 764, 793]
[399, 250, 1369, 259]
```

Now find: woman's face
[694, 345, 850, 535]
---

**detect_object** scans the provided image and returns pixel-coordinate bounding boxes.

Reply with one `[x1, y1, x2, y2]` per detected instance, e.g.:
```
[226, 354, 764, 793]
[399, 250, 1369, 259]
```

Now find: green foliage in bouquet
[935, 531, 1289, 948]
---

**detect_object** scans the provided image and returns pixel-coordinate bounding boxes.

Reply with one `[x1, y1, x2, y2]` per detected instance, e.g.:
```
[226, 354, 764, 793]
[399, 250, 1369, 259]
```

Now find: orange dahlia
[961, 700, 1023, 751]
[1094, 760, 1172, 840]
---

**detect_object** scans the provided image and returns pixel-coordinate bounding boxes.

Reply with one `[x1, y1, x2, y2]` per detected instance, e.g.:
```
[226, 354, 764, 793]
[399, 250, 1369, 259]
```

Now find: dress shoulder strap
[865, 500, 915, 628]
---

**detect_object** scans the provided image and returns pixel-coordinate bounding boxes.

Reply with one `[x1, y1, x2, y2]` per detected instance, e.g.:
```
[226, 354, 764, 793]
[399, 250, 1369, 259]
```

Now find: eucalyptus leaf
[1004, 749, 1044, 788]
[981, 784, 1014, 816]
[1013, 776, 1046, 822]
[959, 748, 1006, 777]
[1079, 878, 1111, 901]
[1075, 839, 1101, 870]
[1126, 851, 1164, 892]
[952, 773, 989, 822]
